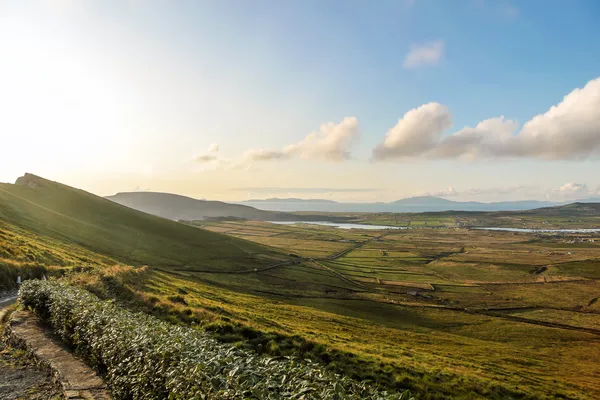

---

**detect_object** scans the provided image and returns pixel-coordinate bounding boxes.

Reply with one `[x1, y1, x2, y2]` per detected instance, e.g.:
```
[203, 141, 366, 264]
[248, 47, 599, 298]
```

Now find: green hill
[106, 191, 278, 221]
[0, 174, 285, 273]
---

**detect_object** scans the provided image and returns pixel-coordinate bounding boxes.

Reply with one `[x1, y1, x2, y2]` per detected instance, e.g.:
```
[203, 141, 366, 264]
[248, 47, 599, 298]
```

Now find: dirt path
[0, 305, 62, 400]
[0, 344, 62, 400]
[320, 231, 390, 261]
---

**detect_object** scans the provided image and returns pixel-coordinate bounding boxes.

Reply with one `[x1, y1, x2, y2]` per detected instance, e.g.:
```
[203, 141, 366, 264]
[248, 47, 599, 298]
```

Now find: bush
[19, 280, 413, 400]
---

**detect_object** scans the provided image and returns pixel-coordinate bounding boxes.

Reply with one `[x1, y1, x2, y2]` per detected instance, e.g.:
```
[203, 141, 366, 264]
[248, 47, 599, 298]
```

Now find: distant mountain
[107, 192, 279, 221]
[106, 191, 580, 217]
[243, 198, 338, 204]
[391, 196, 464, 205]
[240, 196, 560, 213]
[577, 197, 600, 203]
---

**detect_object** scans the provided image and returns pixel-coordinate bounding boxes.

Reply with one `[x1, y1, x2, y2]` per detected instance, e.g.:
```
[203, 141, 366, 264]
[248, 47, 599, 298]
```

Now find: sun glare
[0, 16, 129, 182]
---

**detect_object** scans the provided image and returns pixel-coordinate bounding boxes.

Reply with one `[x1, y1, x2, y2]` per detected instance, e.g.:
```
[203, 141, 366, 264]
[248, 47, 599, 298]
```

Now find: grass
[503, 309, 600, 330]
[188, 220, 600, 398]
[83, 267, 599, 400]
[310, 204, 600, 229]
[0, 174, 286, 272]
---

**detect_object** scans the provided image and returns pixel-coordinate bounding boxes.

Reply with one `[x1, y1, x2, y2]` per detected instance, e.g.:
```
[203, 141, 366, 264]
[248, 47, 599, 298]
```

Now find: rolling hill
[106, 191, 279, 221]
[0, 174, 285, 272]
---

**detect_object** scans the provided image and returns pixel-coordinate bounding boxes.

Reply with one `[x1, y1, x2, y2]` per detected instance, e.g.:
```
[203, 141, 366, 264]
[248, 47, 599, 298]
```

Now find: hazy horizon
[2, 1, 600, 203]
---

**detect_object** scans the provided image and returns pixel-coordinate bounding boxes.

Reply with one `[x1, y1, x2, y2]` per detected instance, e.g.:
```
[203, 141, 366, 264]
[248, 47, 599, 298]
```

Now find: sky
[1, 0, 600, 203]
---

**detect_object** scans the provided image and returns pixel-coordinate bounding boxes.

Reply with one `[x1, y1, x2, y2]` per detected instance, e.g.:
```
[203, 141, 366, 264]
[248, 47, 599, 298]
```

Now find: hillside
[106, 191, 279, 221]
[0, 174, 285, 272]
[529, 202, 600, 215]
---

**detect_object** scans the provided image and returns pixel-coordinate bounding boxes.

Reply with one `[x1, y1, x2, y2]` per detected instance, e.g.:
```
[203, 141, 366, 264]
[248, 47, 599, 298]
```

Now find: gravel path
[0, 296, 62, 400]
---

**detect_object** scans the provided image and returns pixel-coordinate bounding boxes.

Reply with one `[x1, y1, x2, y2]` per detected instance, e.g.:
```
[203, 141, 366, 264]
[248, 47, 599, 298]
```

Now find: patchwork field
[298, 203, 600, 229]
[178, 220, 600, 399]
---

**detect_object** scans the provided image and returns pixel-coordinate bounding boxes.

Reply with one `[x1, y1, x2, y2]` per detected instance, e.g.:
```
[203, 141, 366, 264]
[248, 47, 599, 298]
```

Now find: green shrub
[19, 280, 413, 400]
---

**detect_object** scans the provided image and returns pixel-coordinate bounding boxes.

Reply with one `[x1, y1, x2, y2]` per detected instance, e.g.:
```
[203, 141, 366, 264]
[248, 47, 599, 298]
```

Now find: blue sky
[1, 0, 600, 202]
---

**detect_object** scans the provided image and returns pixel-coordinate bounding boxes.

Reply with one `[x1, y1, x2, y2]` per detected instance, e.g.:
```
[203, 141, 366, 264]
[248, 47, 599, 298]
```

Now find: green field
[0, 174, 286, 279]
[193, 220, 600, 399]
[290, 204, 600, 229]
[1, 174, 600, 399]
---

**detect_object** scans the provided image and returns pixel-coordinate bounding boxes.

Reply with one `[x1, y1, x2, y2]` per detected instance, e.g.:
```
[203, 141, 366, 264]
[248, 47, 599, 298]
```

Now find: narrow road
[319, 231, 390, 261]
[0, 292, 17, 311]
[0, 294, 63, 400]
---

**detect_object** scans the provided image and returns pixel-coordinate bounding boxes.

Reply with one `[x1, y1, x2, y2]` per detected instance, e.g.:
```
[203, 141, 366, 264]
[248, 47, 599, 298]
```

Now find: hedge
[19, 280, 412, 400]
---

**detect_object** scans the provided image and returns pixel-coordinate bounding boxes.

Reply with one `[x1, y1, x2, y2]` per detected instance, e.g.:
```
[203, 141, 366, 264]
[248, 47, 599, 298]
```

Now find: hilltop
[531, 201, 600, 215]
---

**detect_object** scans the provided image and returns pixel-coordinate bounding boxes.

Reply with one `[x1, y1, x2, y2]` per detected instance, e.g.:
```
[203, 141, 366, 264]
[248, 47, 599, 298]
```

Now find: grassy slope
[0, 174, 285, 273]
[106, 191, 279, 220]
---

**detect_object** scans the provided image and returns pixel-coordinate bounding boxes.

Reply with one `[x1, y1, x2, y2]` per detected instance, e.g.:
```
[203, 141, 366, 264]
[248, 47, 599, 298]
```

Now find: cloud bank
[245, 117, 360, 162]
[373, 77, 600, 161]
[559, 182, 589, 196]
[416, 185, 539, 199]
[403, 40, 444, 69]
[415, 183, 600, 201]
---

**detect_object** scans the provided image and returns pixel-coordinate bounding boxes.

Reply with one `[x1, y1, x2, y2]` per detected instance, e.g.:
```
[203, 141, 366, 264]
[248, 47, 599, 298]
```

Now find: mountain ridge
[240, 195, 563, 213]
[107, 191, 278, 221]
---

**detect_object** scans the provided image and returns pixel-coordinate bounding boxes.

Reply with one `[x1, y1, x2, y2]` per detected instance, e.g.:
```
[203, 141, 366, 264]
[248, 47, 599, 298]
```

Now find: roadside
[0, 299, 62, 400]
[0, 290, 18, 309]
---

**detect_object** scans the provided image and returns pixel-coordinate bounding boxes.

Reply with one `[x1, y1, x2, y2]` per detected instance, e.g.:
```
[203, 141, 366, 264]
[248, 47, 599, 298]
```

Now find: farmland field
[291, 203, 600, 230]
[170, 220, 600, 399]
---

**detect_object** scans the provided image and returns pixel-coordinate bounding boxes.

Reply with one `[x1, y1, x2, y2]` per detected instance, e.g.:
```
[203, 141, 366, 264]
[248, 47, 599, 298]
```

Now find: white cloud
[413, 184, 600, 201]
[195, 143, 221, 163]
[245, 117, 360, 162]
[415, 185, 539, 199]
[372, 77, 600, 161]
[417, 187, 459, 197]
[372, 103, 452, 160]
[403, 40, 444, 69]
[559, 182, 588, 195]
[431, 116, 519, 159]
[195, 154, 218, 162]
[551, 182, 600, 200]
[243, 149, 291, 161]
[511, 77, 600, 159]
